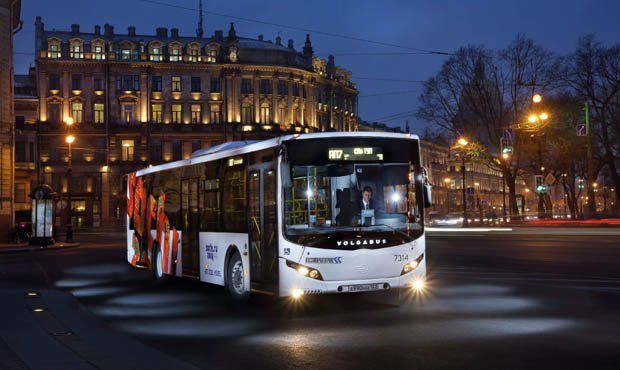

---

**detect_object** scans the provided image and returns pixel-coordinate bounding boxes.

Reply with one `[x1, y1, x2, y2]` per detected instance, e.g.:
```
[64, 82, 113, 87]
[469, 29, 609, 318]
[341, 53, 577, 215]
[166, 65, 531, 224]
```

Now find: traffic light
[577, 178, 585, 190]
[501, 138, 513, 154]
[535, 175, 548, 193]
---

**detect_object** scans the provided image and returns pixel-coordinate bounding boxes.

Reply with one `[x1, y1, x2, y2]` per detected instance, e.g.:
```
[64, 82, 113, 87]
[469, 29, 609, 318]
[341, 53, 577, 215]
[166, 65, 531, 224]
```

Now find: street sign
[545, 173, 556, 185]
[576, 124, 586, 137]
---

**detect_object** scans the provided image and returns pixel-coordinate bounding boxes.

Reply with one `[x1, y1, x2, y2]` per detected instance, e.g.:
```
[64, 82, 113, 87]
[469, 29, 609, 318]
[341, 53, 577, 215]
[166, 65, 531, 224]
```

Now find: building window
[120, 48, 137, 60]
[48, 102, 60, 123]
[210, 105, 221, 123]
[210, 77, 221, 93]
[152, 76, 162, 92]
[278, 106, 287, 125]
[292, 83, 299, 97]
[49, 74, 60, 90]
[172, 104, 182, 123]
[207, 48, 217, 63]
[121, 104, 134, 124]
[94, 103, 104, 124]
[191, 104, 201, 124]
[71, 74, 82, 90]
[151, 104, 162, 123]
[241, 79, 252, 94]
[93, 44, 105, 60]
[170, 44, 181, 62]
[188, 45, 201, 62]
[150, 140, 162, 162]
[48, 43, 60, 58]
[260, 103, 271, 124]
[15, 142, 26, 162]
[151, 47, 162, 62]
[182, 141, 193, 159]
[191, 77, 201, 93]
[241, 104, 253, 124]
[163, 141, 173, 161]
[172, 76, 182, 92]
[278, 80, 288, 95]
[116, 75, 139, 91]
[94, 77, 104, 91]
[121, 140, 134, 161]
[15, 183, 26, 203]
[70, 44, 83, 59]
[71, 102, 83, 123]
[260, 79, 271, 94]
[293, 106, 299, 124]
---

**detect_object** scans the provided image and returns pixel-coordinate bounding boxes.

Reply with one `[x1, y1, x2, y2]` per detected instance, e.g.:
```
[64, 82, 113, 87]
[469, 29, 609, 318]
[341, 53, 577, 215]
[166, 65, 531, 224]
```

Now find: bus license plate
[342, 283, 381, 293]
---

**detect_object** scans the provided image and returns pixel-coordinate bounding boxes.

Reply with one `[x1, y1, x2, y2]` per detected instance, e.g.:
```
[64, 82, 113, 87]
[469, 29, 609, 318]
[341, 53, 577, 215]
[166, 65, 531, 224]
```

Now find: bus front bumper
[280, 263, 427, 298]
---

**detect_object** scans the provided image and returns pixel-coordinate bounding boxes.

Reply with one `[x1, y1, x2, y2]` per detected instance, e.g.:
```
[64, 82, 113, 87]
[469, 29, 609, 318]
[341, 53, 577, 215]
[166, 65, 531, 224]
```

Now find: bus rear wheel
[152, 244, 166, 282]
[227, 252, 249, 300]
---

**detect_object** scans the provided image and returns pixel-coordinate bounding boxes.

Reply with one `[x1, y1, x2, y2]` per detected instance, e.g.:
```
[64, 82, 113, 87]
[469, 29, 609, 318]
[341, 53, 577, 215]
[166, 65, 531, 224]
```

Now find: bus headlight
[286, 260, 323, 281]
[400, 253, 424, 275]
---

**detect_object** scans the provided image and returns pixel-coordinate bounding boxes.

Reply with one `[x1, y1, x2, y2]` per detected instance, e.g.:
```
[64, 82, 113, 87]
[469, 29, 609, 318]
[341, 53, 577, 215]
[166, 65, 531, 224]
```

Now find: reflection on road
[55, 262, 579, 347]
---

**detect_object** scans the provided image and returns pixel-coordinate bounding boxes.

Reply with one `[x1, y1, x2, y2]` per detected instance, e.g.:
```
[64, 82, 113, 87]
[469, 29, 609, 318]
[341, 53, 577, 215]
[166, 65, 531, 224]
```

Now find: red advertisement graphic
[171, 228, 179, 274]
[127, 172, 136, 218]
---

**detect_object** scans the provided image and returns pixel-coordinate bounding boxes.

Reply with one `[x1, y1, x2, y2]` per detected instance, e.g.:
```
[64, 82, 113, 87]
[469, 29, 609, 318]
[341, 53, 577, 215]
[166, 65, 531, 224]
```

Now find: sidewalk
[0, 242, 80, 254]
[0, 288, 201, 370]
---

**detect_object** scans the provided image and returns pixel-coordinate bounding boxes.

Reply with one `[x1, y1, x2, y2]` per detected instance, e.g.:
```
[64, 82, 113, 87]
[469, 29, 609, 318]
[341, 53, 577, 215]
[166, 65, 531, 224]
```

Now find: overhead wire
[138, 0, 454, 56]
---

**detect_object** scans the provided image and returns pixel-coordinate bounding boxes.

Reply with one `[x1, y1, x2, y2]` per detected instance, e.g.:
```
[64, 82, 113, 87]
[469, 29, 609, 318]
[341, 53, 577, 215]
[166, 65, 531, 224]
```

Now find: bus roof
[134, 131, 420, 177]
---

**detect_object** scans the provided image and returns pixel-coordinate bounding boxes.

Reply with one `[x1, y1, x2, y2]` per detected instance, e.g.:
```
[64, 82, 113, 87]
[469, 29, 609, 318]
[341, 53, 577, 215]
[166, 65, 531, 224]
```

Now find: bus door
[181, 177, 200, 277]
[248, 164, 278, 285]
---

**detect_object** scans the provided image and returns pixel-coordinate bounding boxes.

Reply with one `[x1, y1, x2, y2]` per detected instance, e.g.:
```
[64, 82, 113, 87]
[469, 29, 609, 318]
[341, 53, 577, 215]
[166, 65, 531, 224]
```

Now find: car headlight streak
[400, 253, 424, 275]
[286, 260, 324, 281]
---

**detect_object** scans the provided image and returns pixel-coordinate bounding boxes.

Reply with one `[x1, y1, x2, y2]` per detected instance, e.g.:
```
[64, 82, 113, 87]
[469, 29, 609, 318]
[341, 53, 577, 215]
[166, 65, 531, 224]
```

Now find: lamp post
[529, 94, 549, 219]
[65, 134, 75, 243]
[444, 177, 451, 213]
[501, 152, 511, 222]
[456, 137, 469, 227]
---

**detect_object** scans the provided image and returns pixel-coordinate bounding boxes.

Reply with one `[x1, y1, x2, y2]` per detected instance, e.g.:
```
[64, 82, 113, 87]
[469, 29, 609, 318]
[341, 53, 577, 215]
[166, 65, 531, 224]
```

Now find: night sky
[13, 0, 620, 132]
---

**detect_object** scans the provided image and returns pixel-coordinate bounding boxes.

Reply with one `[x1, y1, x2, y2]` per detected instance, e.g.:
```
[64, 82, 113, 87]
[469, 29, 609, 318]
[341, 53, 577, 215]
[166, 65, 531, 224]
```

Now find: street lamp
[455, 137, 469, 227]
[65, 134, 75, 243]
[532, 94, 542, 103]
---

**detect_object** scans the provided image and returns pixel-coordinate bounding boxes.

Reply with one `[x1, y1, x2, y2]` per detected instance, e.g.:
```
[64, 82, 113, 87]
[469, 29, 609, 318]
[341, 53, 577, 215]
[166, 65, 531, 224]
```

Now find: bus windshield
[283, 138, 424, 249]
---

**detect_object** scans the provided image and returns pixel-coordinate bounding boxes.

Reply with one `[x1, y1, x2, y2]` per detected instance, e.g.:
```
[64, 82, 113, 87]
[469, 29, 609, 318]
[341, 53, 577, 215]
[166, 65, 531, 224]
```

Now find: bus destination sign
[328, 147, 384, 161]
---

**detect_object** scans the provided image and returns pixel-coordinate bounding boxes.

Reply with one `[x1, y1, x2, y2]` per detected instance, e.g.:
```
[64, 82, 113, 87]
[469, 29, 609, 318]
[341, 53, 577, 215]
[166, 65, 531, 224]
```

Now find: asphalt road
[1, 229, 620, 370]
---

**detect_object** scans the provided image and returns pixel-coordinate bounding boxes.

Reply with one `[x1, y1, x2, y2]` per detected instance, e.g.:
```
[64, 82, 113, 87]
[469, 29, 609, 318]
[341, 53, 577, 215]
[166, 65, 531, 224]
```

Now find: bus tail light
[400, 253, 424, 275]
[286, 260, 323, 281]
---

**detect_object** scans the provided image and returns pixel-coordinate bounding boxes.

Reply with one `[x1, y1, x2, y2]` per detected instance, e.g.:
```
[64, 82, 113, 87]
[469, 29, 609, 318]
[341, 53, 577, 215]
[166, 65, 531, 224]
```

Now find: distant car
[431, 213, 464, 226]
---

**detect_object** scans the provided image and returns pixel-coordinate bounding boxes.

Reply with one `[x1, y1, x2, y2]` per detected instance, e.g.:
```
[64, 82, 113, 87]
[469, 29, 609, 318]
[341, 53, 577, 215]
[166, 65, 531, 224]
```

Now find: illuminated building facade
[31, 17, 357, 228]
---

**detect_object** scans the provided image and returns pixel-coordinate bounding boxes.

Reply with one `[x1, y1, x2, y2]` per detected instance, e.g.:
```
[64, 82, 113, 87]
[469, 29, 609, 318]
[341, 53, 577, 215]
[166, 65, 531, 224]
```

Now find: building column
[39, 71, 48, 121]
[287, 79, 293, 125]
[271, 77, 278, 124]
[307, 83, 316, 128]
[253, 73, 260, 124]
[62, 71, 70, 121]
[140, 72, 148, 123]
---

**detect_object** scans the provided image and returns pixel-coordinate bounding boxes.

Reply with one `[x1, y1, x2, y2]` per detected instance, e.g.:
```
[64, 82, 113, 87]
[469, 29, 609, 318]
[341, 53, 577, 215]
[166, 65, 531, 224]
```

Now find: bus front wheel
[227, 252, 250, 300]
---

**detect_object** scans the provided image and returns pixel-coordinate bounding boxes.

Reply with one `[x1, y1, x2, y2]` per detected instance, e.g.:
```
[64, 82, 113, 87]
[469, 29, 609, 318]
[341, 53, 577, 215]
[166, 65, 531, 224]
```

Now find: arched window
[188, 42, 201, 62]
[47, 38, 61, 59]
[70, 39, 84, 59]
[169, 42, 182, 62]
[91, 39, 106, 60]
[149, 41, 162, 62]
[206, 45, 218, 63]
[260, 102, 271, 124]
[118, 41, 137, 60]
[278, 102, 287, 126]
[241, 102, 253, 124]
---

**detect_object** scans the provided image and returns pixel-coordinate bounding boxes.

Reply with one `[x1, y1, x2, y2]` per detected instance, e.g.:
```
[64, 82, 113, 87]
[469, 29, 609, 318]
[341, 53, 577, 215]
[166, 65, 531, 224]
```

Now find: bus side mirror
[423, 183, 432, 208]
[421, 166, 432, 208]
[281, 161, 292, 188]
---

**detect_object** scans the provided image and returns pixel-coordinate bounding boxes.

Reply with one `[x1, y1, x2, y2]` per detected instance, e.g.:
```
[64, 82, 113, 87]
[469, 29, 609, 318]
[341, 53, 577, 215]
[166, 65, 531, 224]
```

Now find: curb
[0, 243, 80, 254]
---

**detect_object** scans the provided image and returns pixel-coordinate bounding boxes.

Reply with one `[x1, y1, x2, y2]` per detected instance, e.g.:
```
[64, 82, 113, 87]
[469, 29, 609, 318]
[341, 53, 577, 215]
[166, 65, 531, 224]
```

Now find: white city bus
[126, 132, 431, 299]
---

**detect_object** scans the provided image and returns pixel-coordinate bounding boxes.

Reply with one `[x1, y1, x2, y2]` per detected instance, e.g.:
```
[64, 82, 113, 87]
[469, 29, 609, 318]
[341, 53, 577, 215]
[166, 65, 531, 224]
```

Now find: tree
[556, 36, 620, 216]
[417, 35, 555, 219]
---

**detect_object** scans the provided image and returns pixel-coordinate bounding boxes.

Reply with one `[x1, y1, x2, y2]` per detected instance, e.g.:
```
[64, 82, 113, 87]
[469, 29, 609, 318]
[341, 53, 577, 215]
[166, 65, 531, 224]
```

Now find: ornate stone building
[0, 0, 21, 241]
[31, 17, 358, 228]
